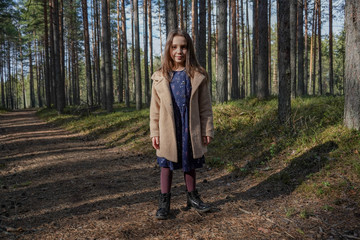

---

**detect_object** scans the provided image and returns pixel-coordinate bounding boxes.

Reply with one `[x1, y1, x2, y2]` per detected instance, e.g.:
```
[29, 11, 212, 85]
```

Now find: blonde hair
[160, 29, 207, 81]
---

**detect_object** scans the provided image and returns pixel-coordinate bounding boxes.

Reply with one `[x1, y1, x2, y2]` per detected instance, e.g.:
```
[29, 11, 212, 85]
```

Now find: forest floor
[0, 108, 359, 239]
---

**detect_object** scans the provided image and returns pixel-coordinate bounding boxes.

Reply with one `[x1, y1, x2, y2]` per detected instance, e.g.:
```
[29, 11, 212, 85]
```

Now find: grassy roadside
[37, 96, 359, 206]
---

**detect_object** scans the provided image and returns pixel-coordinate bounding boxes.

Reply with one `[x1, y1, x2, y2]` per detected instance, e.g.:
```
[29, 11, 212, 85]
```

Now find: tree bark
[251, 0, 258, 96]
[133, 0, 142, 110]
[230, 0, 239, 99]
[278, 0, 291, 124]
[208, 0, 212, 99]
[53, 0, 65, 113]
[329, 0, 334, 95]
[290, 0, 297, 98]
[198, 0, 206, 68]
[44, 0, 51, 108]
[144, 0, 150, 106]
[257, 0, 268, 99]
[192, 0, 199, 55]
[216, 0, 227, 103]
[148, 0, 153, 76]
[344, 0, 360, 129]
[297, 0, 305, 96]
[117, 0, 123, 103]
[82, 0, 93, 106]
[101, 0, 113, 112]
[317, 0, 322, 95]
[121, 0, 130, 107]
[166, 0, 177, 36]
[304, 0, 308, 94]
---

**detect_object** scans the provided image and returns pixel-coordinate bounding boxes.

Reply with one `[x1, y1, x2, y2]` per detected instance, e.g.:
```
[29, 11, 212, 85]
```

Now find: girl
[150, 29, 214, 220]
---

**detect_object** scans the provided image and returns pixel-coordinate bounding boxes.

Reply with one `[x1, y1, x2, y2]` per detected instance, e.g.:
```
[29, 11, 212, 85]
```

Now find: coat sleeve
[150, 79, 160, 138]
[198, 78, 214, 138]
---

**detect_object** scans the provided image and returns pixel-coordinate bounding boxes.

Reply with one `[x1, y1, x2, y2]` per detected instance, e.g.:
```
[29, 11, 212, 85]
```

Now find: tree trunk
[317, 0, 322, 95]
[117, 0, 122, 103]
[148, 0, 153, 76]
[230, 0, 239, 99]
[278, 0, 291, 124]
[329, 0, 334, 95]
[198, 0, 206, 68]
[101, 0, 113, 112]
[180, 0, 184, 30]
[297, 0, 305, 96]
[158, 0, 163, 58]
[344, 0, 360, 129]
[133, 0, 142, 110]
[29, 41, 35, 108]
[304, 0, 309, 94]
[207, 0, 212, 99]
[192, 0, 199, 55]
[166, 0, 177, 36]
[216, 0, 227, 103]
[268, 0, 271, 95]
[257, 0, 268, 99]
[53, 0, 65, 113]
[144, 0, 150, 106]
[290, 0, 297, 98]
[44, 0, 51, 108]
[246, 0, 251, 97]
[122, 0, 130, 107]
[251, 0, 258, 96]
[49, 0, 57, 107]
[82, 0, 93, 106]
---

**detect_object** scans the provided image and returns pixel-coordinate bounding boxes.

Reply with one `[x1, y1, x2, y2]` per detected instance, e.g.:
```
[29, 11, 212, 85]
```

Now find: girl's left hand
[202, 136, 212, 146]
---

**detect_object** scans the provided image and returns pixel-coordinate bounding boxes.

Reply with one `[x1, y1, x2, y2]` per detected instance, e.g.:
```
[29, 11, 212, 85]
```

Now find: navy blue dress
[157, 70, 205, 172]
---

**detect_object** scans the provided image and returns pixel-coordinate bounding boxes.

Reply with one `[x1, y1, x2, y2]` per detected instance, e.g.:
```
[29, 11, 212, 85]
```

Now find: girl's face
[170, 35, 187, 69]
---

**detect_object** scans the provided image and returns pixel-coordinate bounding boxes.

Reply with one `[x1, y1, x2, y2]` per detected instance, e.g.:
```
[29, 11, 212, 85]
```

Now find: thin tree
[216, 0, 227, 103]
[43, 0, 50, 108]
[230, 0, 239, 99]
[304, 0, 309, 94]
[144, 0, 150, 106]
[278, 0, 291, 124]
[344, 0, 360, 129]
[297, 0, 305, 96]
[82, 0, 93, 106]
[207, 0, 212, 98]
[101, 0, 113, 112]
[268, 0, 271, 95]
[117, 0, 123, 102]
[148, 0, 153, 75]
[252, 0, 258, 96]
[329, 0, 334, 95]
[240, 0, 245, 98]
[290, 0, 297, 98]
[258, 0, 268, 99]
[192, 0, 199, 54]
[121, 0, 129, 107]
[133, 0, 142, 110]
[198, 0, 206, 68]
[317, 0, 322, 95]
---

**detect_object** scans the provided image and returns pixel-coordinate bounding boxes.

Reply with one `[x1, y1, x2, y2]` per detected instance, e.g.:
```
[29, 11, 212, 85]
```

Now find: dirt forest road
[0, 110, 354, 239]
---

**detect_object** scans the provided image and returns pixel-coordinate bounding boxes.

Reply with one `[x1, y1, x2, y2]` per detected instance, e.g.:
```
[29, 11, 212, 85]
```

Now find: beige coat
[149, 70, 214, 163]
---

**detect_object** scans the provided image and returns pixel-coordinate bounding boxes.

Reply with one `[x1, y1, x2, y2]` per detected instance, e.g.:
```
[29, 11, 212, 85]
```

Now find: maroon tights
[160, 167, 196, 194]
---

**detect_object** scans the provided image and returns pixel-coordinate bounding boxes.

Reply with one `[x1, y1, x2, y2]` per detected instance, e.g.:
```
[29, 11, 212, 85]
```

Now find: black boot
[186, 190, 211, 213]
[156, 192, 171, 220]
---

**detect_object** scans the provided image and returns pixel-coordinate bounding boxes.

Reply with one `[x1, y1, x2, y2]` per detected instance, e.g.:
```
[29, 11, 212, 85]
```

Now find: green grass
[37, 96, 360, 204]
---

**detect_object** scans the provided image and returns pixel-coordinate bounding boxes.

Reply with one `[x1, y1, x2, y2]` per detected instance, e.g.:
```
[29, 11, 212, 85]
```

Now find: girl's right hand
[152, 136, 160, 149]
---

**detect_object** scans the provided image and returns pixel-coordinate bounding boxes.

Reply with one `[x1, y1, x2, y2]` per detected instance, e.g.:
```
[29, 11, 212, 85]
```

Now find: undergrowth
[37, 96, 359, 204]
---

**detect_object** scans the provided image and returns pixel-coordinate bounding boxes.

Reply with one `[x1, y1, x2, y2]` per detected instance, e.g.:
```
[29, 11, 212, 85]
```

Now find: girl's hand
[202, 136, 212, 146]
[152, 136, 160, 149]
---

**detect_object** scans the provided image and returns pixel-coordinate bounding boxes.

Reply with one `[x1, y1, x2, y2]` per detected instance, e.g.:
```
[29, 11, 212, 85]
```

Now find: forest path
[0, 110, 342, 239]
